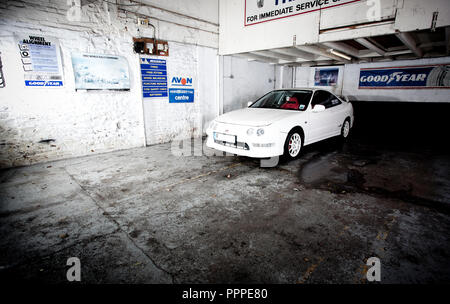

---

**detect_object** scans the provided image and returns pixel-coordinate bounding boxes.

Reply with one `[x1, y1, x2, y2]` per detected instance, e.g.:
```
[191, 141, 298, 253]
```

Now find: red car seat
[281, 97, 299, 109]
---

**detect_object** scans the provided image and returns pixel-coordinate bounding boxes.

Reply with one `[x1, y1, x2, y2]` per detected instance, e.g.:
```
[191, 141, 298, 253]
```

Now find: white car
[206, 88, 354, 159]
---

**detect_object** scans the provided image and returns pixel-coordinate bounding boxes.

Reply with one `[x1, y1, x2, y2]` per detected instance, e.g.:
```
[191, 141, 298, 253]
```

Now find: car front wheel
[341, 119, 351, 140]
[283, 130, 303, 159]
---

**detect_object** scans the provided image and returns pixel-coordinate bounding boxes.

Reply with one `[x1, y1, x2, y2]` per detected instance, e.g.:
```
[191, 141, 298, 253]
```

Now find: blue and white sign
[359, 64, 450, 89]
[141, 58, 168, 98]
[16, 34, 64, 87]
[169, 75, 194, 103]
[169, 88, 194, 103]
[25, 80, 63, 86]
[171, 76, 193, 87]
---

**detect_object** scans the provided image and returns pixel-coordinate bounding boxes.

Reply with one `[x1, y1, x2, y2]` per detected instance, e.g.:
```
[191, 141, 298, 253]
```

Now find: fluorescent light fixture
[328, 49, 352, 61]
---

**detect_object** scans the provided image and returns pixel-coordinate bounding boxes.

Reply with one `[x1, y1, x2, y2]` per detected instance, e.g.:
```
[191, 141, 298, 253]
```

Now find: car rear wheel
[283, 130, 303, 159]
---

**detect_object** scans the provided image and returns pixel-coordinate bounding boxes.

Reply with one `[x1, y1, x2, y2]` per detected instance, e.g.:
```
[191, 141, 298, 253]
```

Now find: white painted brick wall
[0, 0, 219, 168]
[142, 42, 219, 145]
[222, 56, 276, 113]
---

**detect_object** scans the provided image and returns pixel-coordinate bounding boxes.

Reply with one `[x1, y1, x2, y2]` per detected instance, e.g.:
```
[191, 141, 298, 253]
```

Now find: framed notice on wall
[15, 34, 64, 87]
[71, 53, 130, 90]
[314, 68, 339, 86]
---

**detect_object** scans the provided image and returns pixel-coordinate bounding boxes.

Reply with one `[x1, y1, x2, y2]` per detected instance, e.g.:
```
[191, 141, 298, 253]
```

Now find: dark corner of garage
[0, 0, 449, 300]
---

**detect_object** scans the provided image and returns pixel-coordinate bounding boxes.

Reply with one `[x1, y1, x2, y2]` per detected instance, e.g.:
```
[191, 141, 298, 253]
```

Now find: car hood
[215, 108, 302, 127]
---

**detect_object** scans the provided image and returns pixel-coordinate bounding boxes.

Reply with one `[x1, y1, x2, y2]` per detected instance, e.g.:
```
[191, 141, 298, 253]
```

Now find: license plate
[214, 132, 236, 143]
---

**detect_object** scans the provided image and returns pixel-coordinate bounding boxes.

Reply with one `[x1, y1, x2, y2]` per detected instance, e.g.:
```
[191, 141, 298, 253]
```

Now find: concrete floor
[1, 135, 449, 283]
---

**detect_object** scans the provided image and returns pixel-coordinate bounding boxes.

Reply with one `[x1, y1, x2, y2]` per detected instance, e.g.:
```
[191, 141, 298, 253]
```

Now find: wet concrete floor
[0, 132, 449, 283]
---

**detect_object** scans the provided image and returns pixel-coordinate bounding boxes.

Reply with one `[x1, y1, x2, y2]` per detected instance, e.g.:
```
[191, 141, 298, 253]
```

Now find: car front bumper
[206, 124, 285, 158]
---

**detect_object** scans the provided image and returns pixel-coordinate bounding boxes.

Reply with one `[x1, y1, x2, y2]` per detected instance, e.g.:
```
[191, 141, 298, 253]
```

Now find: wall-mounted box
[133, 37, 169, 56]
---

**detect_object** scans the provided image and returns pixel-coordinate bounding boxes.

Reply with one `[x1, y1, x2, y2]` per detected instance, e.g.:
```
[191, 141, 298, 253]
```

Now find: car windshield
[250, 90, 313, 111]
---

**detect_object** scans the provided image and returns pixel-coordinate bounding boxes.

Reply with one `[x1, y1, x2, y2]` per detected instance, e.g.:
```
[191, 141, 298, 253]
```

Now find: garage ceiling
[234, 26, 450, 66]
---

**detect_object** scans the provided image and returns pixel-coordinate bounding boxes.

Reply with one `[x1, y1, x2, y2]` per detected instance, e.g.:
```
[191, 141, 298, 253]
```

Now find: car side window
[311, 91, 331, 109]
[329, 95, 342, 108]
[311, 91, 341, 109]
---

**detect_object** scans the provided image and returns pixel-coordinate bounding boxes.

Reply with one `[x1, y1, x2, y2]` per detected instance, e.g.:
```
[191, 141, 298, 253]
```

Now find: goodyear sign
[359, 64, 450, 89]
[140, 58, 168, 98]
[245, 0, 362, 26]
[16, 35, 64, 87]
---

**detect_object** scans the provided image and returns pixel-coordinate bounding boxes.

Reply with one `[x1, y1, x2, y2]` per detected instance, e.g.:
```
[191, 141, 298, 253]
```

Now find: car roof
[270, 88, 345, 98]
[272, 87, 321, 92]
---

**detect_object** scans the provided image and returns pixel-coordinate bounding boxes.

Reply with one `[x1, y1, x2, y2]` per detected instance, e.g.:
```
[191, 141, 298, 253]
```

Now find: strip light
[328, 48, 352, 61]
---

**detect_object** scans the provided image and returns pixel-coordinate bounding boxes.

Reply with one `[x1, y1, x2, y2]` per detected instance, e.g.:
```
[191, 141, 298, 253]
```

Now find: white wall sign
[71, 53, 130, 90]
[15, 34, 64, 87]
[245, 0, 362, 26]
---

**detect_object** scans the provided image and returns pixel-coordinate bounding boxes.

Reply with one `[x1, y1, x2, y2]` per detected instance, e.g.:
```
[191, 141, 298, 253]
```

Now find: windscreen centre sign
[245, 0, 362, 26]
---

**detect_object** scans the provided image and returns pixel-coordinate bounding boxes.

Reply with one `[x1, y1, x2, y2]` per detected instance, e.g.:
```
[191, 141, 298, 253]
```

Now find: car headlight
[256, 128, 264, 136]
[247, 128, 254, 135]
[209, 121, 218, 130]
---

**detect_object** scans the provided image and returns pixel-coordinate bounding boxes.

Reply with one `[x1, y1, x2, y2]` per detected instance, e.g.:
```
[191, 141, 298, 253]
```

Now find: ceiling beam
[395, 54, 427, 61]
[287, 60, 338, 67]
[358, 49, 379, 57]
[418, 41, 446, 49]
[357, 49, 412, 58]
[385, 49, 413, 56]
[251, 50, 298, 62]
[294, 45, 352, 63]
[321, 41, 361, 58]
[234, 53, 278, 64]
[285, 61, 316, 67]
[312, 60, 339, 66]
[395, 32, 423, 57]
[355, 38, 386, 56]
[270, 47, 318, 61]
[386, 45, 410, 52]
[422, 51, 448, 58]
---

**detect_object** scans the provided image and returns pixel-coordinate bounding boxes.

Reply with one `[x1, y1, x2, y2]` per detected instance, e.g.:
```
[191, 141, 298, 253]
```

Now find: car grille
[214, 139, 250, 150]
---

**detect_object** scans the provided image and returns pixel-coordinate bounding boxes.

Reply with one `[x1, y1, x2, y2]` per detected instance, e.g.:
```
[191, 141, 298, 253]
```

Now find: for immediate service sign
[245, 0, 362, 26]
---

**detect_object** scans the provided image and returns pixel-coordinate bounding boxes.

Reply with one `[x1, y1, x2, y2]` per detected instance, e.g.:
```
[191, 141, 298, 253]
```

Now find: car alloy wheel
[342, 120, 350, 138]
[288, 133, 302, 157]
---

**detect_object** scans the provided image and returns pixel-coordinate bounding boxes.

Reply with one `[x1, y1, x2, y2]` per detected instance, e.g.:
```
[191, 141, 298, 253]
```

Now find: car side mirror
[247, 101, 253, 107]
[312, 104, 326, 113]
[340, 95, 349, 103]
